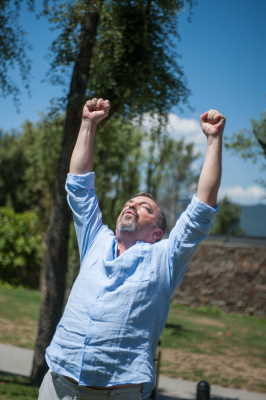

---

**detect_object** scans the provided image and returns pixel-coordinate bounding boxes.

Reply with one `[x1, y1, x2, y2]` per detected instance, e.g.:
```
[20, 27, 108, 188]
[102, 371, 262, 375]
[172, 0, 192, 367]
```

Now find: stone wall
[174, 237, 266, 316]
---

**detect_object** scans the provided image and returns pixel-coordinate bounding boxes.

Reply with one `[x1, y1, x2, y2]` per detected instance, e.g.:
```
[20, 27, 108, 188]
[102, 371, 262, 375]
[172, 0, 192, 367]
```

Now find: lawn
[0, 283, 266, 397]
[0, 283, 40, 349]
[160, 303, 266, 393]
[0, 374, 37, 400]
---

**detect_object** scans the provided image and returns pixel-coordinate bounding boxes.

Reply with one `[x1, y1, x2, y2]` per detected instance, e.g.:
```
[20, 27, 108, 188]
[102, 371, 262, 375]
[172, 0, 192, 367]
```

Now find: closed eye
[141, 204, 153, 213]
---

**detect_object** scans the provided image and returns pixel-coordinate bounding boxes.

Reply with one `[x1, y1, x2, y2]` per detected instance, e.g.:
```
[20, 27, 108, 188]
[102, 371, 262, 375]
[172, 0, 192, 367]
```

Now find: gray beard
[119, 221, 137, 232]
[118, 213, 137, 232]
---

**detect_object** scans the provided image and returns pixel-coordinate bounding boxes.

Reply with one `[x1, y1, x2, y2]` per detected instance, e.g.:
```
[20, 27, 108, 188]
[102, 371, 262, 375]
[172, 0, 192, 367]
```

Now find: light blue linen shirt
[46, 172, 216, 396]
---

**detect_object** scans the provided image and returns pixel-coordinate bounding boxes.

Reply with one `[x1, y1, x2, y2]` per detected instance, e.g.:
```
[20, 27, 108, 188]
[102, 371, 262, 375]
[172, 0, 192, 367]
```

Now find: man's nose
[126, 203, 137, 212]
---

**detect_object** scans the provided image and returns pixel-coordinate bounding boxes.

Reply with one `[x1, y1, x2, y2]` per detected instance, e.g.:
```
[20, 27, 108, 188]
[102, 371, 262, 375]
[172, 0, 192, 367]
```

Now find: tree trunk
[31, 10, 100, 386]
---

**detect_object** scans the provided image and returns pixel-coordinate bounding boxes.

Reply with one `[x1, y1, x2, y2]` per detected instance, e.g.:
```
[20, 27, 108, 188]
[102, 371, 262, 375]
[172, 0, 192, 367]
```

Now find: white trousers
[38, 370, 142, 400]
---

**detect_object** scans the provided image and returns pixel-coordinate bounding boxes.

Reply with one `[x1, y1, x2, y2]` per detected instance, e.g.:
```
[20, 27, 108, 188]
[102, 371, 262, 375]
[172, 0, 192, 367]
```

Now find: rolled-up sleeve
[167, 195, 217, 290]
[65, 172, 103, 261]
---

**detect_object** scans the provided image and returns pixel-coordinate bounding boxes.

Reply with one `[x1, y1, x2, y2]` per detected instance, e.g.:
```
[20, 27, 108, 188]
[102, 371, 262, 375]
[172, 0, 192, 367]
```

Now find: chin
[118, 223, 137, 233]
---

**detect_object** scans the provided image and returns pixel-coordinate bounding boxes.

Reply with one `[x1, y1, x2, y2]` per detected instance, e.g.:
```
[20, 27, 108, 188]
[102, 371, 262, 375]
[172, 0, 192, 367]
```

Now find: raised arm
[161, 109, 224, 290]
[69, 98, 110, 174]
[197, 109, 226, 207]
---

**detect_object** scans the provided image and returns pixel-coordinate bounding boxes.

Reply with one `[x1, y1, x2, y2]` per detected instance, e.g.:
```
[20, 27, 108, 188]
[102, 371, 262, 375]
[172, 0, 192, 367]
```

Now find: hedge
[0, 207, 42, 288]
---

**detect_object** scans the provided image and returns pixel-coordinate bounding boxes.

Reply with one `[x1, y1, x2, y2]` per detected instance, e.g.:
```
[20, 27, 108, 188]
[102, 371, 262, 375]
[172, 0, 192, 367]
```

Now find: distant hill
[240, 204, 266, 237]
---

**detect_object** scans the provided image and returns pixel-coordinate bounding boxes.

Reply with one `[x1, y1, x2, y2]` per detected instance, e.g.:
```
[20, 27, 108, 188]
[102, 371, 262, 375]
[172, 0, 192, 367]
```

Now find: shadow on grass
[0, 372, 37, 400]
[0, 373, 240, 400]
[165, 323, 188, 333]
[0, 372, 31, 384]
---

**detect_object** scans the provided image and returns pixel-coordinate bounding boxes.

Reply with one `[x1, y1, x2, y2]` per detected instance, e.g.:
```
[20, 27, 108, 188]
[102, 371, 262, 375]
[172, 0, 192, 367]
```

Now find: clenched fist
[82, 98, 111, 125]
[200, 109, 226, 137]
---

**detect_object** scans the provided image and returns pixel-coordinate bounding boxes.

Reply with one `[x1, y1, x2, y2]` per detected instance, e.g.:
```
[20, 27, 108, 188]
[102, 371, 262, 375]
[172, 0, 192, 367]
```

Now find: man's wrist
[80, 118, 98, 131]
[206, 134, 223, 146]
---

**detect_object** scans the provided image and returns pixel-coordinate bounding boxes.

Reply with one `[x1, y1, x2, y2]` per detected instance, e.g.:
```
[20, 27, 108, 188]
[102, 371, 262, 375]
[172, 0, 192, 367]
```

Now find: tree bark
[31, 10, 100, 386]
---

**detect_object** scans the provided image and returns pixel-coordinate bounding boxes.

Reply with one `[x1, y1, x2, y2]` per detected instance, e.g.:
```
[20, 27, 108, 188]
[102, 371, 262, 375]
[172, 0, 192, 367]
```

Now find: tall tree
[31, 1, 101, 383]
[31, 0, 193, 384]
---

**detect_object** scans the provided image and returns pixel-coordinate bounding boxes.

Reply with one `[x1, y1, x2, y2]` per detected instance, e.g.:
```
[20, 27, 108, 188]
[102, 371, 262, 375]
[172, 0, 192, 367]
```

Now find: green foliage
[1, 0, 198, 297]
[0, 131, 29, 212]
[95, 117, 143, 228]
[210, 196, 244, 236]
[0, 0, 64, 102]
[225, 129, 259, 160]
[0, 110, 198, 289]
[94, 117, 199, 230]
[0, 113, 198, 288]
[144, 126, 199, 227]
[252, 112, 266, 156]
[90, 0, 191, 116]
[0, 115, 63, 225]
[20, 116, 63, 225]
[45, 0, 191, 117]
[225, 111, 266, 186]
[0, 207, 42, 288]
[0, 0, 34, 101]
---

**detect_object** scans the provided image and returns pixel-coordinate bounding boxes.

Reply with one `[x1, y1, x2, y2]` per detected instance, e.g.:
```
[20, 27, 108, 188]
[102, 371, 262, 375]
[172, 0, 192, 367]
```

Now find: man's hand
[82, 98, 111, 125]
[200, 109, 226, 137]
[69, 98, 110, 174]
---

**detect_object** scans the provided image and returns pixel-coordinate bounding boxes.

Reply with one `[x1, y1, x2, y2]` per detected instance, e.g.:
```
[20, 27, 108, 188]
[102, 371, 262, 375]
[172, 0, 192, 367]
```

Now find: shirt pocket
[117, 249, 154, 283]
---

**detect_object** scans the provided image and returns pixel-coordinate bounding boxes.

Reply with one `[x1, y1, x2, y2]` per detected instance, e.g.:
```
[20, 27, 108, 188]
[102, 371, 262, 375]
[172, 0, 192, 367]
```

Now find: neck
[116, 231, 138, 256]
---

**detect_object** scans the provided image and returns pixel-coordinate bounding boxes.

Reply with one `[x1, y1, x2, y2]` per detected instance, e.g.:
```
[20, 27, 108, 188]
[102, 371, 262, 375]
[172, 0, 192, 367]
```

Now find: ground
[1, 285, 266, 394]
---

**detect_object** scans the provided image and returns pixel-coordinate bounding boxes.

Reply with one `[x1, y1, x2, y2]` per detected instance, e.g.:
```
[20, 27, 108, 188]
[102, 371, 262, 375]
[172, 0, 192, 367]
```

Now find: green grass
[0, 283, 41, 348]
[160, 302, 266, 392]
[161, 302, 266, 359]
[0, 374, 37, 400]
[0, 283, 266, 395]
[0, 283, 41, 321]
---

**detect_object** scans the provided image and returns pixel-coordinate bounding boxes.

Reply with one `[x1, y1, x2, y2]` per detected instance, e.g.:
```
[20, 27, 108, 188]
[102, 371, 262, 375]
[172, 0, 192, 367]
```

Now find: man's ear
[152, 228, 164, 243]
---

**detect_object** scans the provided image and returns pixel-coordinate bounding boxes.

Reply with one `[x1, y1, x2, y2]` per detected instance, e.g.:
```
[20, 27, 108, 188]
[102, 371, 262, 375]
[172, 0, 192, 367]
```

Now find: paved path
[0, 344, 265, 400]
[157, 376, 266, 400]
[0, 343, 33, 376]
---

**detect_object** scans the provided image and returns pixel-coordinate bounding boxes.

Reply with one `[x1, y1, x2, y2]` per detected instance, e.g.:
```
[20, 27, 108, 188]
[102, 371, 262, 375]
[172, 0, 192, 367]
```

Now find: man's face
[116, 195, 162, 242]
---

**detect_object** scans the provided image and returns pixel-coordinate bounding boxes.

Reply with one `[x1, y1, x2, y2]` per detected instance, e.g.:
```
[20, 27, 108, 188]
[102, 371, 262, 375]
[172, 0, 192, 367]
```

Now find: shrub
[0, 207, 42, 288]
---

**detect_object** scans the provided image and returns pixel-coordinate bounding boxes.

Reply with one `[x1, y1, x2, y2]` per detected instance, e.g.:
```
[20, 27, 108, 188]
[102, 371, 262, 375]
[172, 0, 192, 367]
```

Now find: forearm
[69, 119, 97, 174]
[167, 195, 216, 289]
[197, 135, 222, 207]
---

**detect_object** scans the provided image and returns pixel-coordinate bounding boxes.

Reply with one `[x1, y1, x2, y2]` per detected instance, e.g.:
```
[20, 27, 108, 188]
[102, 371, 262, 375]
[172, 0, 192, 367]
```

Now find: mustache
[122, 207, 137, 217]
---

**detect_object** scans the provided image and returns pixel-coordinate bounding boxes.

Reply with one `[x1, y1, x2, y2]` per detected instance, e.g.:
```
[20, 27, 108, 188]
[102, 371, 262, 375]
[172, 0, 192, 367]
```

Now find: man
[39, 98, 225, 399]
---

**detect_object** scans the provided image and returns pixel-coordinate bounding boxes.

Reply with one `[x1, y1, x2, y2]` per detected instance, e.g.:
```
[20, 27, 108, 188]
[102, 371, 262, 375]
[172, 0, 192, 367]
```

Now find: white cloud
[167, 113, 204, 147]
[219, 185, 266, 205]
[137, 112, 205, 152]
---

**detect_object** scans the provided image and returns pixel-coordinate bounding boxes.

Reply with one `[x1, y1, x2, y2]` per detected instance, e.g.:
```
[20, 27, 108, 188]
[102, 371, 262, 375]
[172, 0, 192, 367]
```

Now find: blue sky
[176, 0, 266, 204]
[1, 0, 266, 205]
